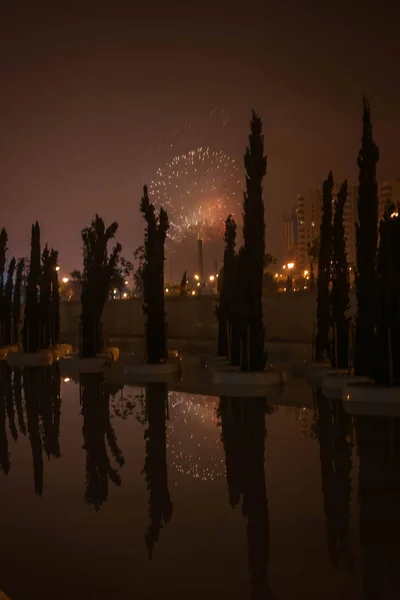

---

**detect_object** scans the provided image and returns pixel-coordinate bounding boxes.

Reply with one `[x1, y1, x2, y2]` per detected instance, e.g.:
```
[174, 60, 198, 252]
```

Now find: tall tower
[197, 239, 204, 284]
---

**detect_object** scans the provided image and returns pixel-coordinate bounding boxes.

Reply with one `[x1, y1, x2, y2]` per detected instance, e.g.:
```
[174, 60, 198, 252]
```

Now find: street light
[209, 275, 215, 282]
[56, 266, 60, 271]
[62, 277, 69, 283]
[194, 274, 199, 281]
[287, 262, 295, 270]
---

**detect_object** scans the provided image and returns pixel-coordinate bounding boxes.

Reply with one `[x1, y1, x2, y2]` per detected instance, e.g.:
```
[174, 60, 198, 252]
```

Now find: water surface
[0, 364, 398, 599]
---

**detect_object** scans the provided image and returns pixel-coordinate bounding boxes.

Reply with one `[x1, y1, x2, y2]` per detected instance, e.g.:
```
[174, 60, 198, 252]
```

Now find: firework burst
[149, 147, 242, 243]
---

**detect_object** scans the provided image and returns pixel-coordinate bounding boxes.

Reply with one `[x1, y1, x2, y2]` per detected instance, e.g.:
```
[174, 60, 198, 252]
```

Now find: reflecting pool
[0, 363, 399, 599]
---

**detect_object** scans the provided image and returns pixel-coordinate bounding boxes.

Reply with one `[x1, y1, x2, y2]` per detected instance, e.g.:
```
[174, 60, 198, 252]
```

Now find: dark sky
[1, 1, 399, 275]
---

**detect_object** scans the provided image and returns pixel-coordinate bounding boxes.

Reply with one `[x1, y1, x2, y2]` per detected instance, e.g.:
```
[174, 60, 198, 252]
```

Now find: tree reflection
[80, 372, 125, 511]
[0, 362, 11, 474]
[13, 367, 26, 436]
[356, 415, 400, 599]
[218, 396, 270, 599]
[142, 382, 173, 560]
[315, 390, 353, 572]
[23, 365, 62, 496]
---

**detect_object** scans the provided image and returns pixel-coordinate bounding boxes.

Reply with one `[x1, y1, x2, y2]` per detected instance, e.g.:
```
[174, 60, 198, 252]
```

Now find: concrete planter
[343, 381, 400, 416]
[60, 355, 110, 374]
[0, 345, 18, 360]
[98, 347, 120, 363]
[213, 370, 281, 386]
[7, 350, 54, 368]
[343, 381, 400, 403]
[124, 362, 182, 382]
[322, 373, 373, 399]
[305, 365, 347, 387]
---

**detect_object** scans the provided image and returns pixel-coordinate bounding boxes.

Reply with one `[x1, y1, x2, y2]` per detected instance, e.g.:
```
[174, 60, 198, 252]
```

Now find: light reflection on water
[0, 364, 399, 599]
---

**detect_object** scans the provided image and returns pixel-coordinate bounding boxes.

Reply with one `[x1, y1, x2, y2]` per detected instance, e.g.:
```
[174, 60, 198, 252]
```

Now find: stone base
[0, 345, 18, 360]
[98, 346, 120, 363]
[7, 350, 54, 368]
[213, 370, 281, 386]
[60, 355, 110, 374]
[343, 381, 400, 416]
[124, 362, 182, 382]
[305, 365, 347, 387]
[321, 373, 372, 400]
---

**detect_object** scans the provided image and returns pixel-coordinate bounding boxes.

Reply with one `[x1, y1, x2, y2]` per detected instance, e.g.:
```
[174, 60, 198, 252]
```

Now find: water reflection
[23, 364, 62, 495]
[218, 397, 271, 599]
[143, 382, 173, 560]
[80, 373, 125, 510]
[315, 390, 353, 572]
[356, 414, 400, 599]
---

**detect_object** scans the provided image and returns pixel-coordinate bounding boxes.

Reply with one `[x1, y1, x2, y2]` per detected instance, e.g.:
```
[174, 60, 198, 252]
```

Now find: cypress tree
[0, 229, 8, 345]
[22, 222, 41, 353]
[50, 250, 60, 345]
[354, 97, 379, 377]
[140, 186, 169, 364]
[331, 181, 350, 368]
[216, 215, 236, 357]
[80, 216, 122, 358]
[375, 206, 400, 384]
[4, 258, 16, 346]
[12, 259, 24, 346]
[241, 110, 267, 372]
[143, 382, 173, 560]
[315, 172, 334, 362]
[179, 271, 187, 296]
[39, 245, 53, 349]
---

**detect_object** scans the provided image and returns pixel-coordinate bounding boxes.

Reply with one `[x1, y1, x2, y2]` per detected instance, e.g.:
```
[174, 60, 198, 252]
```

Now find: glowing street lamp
[55, 266, 60, 271]
[62, 277, 69, 283]
[209, 275, 215, 282]
[287, 262, 295, 270]
[194, 274, 199, 281]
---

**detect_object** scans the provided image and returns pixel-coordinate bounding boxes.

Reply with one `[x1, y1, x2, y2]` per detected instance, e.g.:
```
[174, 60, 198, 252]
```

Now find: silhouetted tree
[241, 111, 267, 372]
[307, 237, 320, 290]
[315, 391, 353, 572]
[140, 186, 169, 363]
[4, 257, 16, 345]
[331, 180, 350, 368]
[13, 367, 26, 436]
[179, 270, 187, 296]
[80, 372, 124, 510]
[375, 206, 400, 384]
[0, 364, 10, 474]
[216, 215, 237, 358]
[12, 258, 24, 346]
[50, 251, 60, 345]
[143, 383, 173, 559]
[356, 414, 400, 598]
[315, 171, 334, 362]
[22, 222, 41, 352]
[80, 215, 122, 357]
[355, 97, 379, 377]
[39, 245, 55, 349]
[218, 397, 270, 598]
[0, 229, 8, 345]
[23, 367, 44, 495]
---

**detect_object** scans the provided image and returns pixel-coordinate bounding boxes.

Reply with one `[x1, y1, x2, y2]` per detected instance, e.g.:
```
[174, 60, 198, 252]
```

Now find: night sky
[1, 1, 399, 277]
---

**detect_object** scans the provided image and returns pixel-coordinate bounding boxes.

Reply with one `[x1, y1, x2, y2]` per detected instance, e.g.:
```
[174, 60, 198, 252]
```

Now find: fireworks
[149, 147, 242, 243]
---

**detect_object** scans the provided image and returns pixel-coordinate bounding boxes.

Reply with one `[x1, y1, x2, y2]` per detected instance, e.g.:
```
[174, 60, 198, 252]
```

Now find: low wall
[60, 290, 357, 344]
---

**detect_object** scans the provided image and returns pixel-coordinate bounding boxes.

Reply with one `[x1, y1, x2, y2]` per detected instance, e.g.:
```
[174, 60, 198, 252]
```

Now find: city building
[283, 208, 297, 264]
[332, 183, 358, 268]
[378, 179, 400, 221]
[296, 189, 321, 271]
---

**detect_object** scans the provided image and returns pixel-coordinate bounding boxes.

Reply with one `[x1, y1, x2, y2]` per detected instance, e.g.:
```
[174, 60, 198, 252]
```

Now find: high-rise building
[378, 179, 400, 221]
[283, 208, 297, 264]
[332, 183, 358, 268]
[296, 189, 321, 271]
